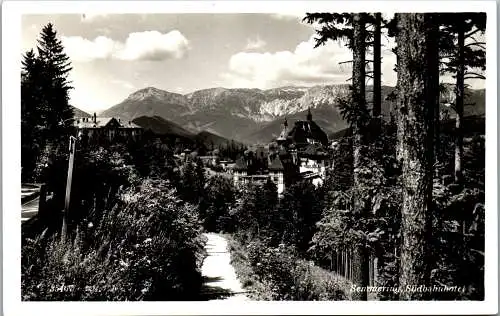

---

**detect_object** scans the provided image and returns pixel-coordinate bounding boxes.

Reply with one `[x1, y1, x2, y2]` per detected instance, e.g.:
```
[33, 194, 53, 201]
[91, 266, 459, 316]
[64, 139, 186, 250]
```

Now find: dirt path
[199, 233, 249, 301]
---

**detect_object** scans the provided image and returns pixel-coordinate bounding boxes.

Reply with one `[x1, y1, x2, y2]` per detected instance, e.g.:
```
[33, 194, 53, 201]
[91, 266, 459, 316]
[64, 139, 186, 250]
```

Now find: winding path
[199, 233, 249, 301]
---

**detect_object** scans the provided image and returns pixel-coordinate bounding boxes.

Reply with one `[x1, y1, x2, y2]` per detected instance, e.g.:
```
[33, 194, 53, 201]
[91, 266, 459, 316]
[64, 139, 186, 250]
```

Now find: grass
[224, 234, 274, 300]
[225, 234, 356, 301]
[301, 261, 354, 300]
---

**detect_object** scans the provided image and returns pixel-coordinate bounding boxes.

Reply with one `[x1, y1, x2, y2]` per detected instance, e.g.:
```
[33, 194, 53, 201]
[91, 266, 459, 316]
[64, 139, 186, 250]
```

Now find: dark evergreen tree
[439, 13, 486, 184]
[36, 23, 74, 147]
[21, 49, 45, 181]
[372, 13, 382, 133]
[304, 12, 385, 300]
[350, 13, 370, 301]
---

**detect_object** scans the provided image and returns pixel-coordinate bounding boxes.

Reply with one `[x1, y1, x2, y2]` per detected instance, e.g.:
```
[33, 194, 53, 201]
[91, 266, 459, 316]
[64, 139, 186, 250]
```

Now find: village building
[219, 160, 234, 171]
[74, 113, 142, 142]
[198, 155, 219, 166]
[232, 155, 285, 194]
[231, 108, 330, 193]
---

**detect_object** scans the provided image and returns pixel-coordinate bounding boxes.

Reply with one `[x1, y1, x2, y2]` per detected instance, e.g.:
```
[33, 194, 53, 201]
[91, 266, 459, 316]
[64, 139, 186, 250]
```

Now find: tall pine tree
[36, 23, 74, 146]
[439, 13, 486, 184]
[21, 49, 45, 181]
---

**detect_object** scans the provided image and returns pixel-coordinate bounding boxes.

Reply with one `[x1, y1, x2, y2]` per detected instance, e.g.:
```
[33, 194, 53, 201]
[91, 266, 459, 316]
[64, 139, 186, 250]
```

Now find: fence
[329, 247, 379, 287]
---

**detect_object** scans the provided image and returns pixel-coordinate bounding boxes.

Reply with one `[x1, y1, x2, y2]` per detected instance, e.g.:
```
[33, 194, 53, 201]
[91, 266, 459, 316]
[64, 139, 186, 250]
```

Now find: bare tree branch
[464, 71, 486, 79]
[338, 60, 374, 65]
[465, 28, 483, 39]
[339, 60, 353, 65]
[465, 42, 486, 49]
[464, 75, 486, 80]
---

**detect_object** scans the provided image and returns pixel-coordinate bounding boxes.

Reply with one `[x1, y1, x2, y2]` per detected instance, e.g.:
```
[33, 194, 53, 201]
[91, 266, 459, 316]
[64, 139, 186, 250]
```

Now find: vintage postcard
[2, 0, 497, 315]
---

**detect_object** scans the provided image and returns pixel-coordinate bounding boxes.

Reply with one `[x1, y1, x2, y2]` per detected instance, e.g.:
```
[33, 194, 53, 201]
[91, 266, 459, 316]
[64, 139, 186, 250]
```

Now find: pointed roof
[268, 157, 284, 171]
[287, 120, 328, 147]
[277, 117, 289, 141]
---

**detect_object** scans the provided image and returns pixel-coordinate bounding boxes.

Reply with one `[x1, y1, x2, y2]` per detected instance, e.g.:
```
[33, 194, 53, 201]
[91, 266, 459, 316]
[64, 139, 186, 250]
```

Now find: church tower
[277, 117, 288, 145]
[306, 107, 312, 121]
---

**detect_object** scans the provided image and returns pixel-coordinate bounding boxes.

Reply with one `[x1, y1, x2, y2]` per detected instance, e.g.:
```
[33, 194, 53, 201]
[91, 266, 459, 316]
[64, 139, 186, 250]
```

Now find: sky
[21, 13, 485, 113]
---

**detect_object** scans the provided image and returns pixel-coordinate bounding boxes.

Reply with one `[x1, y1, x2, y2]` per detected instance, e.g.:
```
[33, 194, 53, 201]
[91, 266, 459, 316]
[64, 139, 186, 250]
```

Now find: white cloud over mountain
[62, 30, 190, 62]
[223, 34, 352, 88]
[223, 33, 398, 89]
[245, 37, 266, 50]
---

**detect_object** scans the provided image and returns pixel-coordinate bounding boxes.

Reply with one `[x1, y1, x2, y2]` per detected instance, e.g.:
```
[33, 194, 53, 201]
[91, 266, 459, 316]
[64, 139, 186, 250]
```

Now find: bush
[22, 179, 206, 301]
[246, 240, 348, 300]
[199, 175, 235, 232]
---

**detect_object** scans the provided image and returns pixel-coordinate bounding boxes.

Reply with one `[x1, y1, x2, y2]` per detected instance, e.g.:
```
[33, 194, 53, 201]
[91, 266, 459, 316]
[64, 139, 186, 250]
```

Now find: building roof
[301, 143, 329, 157]
[268, 157, 284, 171]
[233, 157, 248, 171]
[74, 117, 115, 128]
[121, 121, 142, 129]
[74, 117, 142, 129]
[279, 109, 328, 147]
[287, 120, 329, 147]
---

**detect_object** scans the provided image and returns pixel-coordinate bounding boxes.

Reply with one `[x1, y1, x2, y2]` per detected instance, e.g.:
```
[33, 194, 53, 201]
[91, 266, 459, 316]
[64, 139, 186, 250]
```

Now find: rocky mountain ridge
[99, 84, 485, 144]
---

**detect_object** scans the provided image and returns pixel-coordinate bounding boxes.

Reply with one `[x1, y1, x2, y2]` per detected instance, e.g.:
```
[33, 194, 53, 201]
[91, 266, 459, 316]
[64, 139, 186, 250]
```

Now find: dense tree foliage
[22, 178, 206, 300]
[198, 175, 236, 232]
[439, 13, 486, 183]
[21, 23, 74, 181]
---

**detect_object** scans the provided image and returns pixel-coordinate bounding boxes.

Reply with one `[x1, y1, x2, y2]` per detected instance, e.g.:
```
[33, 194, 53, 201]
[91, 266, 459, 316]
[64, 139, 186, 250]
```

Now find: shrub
[22, 179, 206, 301]
[246, 240, 348, 300]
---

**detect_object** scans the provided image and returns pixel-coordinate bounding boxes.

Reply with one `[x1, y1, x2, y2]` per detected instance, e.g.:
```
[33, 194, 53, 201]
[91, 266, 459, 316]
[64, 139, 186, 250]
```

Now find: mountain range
[71, 105, 91, 117]
[98, 85, 485, 144]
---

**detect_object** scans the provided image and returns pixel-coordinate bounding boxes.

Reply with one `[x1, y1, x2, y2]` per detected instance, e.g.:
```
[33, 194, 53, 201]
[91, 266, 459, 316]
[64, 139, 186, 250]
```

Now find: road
[22, 196, 39, 222]
[199, 233, 249, 301]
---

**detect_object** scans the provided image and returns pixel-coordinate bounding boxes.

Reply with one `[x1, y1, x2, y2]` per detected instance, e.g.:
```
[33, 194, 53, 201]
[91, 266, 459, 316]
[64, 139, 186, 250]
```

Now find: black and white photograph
[2, 1, 498, 315]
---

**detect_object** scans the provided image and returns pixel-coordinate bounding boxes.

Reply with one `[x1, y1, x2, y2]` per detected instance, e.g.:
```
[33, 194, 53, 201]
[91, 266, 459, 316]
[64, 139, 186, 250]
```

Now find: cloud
[62, 35, 117, 62]
[115, 30, 190, 61]
[269, 12, 317, 28]
[61, 30, 190, 62]
[245, 37, 266, 50]
[80, 13, 109, 23]
[111, 79, 135, 90]
[222, 35, 351, 89]
[269, 13, 306, 21]
[223, 32, 398, 89]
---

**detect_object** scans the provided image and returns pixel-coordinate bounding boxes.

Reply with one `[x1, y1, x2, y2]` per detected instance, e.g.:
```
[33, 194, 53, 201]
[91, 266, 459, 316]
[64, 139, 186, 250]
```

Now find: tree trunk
[396, 13, 437, 300]
[373, 12, 382, 126]
[337, 251, 340, 274]
[395, 55, 404, 162]
[351, 13, 370, 301]
[433, 27, 442, 172]
[455, 26, 465, 184]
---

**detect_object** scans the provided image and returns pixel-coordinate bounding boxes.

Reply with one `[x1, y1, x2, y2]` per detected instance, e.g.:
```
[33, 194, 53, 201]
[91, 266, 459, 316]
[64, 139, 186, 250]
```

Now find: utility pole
[61, 136, 76, 242]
